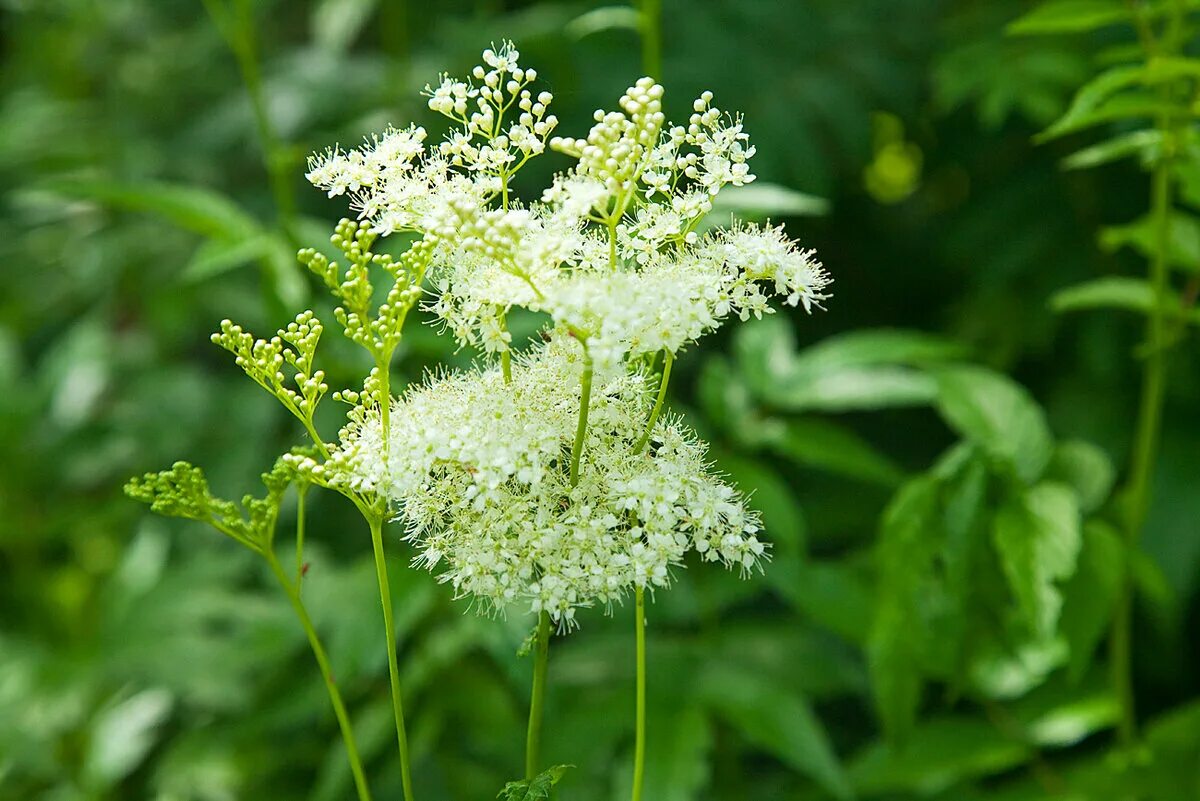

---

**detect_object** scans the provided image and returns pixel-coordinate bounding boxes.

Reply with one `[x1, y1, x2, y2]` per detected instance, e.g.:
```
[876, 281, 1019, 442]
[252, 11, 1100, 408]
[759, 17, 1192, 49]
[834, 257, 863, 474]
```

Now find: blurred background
[2, 1, 1198, 799]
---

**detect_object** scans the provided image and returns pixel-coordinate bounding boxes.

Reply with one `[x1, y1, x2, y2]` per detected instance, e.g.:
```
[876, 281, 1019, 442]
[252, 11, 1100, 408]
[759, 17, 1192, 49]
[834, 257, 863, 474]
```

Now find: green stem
[630, 586, 647, 801]
[633, 351, 673, 454]
[295, 484, 308, 588]
[368, 514, 416, 801]
[637, 0, 662, 81]
[568, 349, 595, 487]
[524, 611, 551, 779]
[265, 550, 373, 801]
[607, 219, 619, 268]
[1111, 13, 1182, 742]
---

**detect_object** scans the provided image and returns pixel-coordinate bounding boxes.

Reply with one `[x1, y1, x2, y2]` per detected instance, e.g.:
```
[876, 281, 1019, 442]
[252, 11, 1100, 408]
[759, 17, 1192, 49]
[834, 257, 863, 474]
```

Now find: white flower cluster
[298, 43, 831, 627]
[319, 342, 765, 625]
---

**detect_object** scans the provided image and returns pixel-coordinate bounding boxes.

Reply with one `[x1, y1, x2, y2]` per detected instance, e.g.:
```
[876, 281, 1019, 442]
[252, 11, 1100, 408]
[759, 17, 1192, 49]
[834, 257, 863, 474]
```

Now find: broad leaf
[1060, 521, 1124, 681]
[849, 717, 1030, 795]
[933, 366, 1054, 483]
[868, 477, 941, 743]
[1046, 440, 1115, 512]
[702, 666, 854, 800]
[992, 482, 1083, 637]
[759, 417, 906, 487]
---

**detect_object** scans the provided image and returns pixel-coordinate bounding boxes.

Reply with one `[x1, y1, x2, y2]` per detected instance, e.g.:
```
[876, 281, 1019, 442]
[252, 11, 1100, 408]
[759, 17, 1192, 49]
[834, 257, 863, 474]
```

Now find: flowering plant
[127, 41, 829, 800]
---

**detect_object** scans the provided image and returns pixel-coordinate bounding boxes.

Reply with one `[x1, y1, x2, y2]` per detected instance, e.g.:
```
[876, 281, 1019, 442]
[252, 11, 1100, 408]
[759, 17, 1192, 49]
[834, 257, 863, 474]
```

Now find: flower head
[323, 341, 766, 626]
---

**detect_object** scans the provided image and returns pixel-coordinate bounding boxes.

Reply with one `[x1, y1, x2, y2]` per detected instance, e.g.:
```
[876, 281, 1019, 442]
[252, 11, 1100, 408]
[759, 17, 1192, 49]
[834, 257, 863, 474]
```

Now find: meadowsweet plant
[127, 41, 830, 800]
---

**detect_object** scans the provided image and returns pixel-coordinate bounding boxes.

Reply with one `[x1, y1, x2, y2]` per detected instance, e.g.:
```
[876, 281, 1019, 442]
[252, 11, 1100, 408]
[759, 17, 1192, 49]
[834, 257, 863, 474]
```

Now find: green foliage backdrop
[2, 1, 1198, 800]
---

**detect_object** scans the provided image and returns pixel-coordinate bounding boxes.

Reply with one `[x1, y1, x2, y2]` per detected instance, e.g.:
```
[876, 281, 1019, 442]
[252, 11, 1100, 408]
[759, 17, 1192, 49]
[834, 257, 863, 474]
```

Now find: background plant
[2, 1, 1198, 801]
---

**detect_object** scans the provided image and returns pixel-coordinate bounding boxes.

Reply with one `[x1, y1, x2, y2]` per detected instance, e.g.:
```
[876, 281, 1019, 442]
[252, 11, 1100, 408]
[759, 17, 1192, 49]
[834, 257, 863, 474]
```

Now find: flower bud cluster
[126, 458, 297, 553]
[211, 311, 330, 420]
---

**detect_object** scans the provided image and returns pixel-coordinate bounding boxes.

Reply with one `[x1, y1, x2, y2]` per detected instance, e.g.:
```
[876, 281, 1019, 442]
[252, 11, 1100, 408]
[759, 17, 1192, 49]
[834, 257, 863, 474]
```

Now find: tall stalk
[369, 514, 417, 801]
[265, 550, 373, 801]
[524, 611, 552, 778]
[1110, 0, 1184, 745]
[202, 0, 299, 245]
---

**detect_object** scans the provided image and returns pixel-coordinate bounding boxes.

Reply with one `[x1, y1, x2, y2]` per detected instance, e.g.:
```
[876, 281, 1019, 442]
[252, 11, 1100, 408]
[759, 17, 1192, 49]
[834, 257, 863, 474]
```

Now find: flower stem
[636, 0, 662, 81]
[1111, 7, 1182, 744]
[295, 484, 308, 587]
[633, 351, 673, 455]
[568, 349, 595, 487]
[630, 586, 647, 801]
[524, 611, 552, 779]
[265, 550, 373, 801]
[368, 514, 416, 801]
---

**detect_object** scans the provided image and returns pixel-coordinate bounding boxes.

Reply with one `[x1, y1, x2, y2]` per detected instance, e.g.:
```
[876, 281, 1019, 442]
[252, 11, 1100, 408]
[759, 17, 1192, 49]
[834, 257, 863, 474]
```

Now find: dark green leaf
[760, 417, 906, 487]
[868, 477, 941, 743]
[1060, 522, 1124, 681]
[849, 717, 1030, 795]
[702, 666, 854, 800]
[1099, 212, 1200, 274]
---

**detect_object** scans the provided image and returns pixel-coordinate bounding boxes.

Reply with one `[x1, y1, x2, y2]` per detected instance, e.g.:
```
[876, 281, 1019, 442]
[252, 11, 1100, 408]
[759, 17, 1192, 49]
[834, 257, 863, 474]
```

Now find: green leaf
[1012, 678, 1120, 747]
[992, 482, 1083, 637]
[1060, 522, 1124, 681]
[44, 178, 260, 240]
[496, 765, 571, 801]
[82, 689, 174, 790]
[564, 6, 641, 40]
[1061, 129, 1161, 170]
[770, 558, 875, 645]
[701, 666, 854, 800]
[933, 366, 1054, 483]
[768, 365, 939, 412]
[1036, 61, 1180, 141]
[868, 477, 941, 743]
[734, 320, 964, 411]
[632, 705, 712, 801]
[312, 0, 377, 53]
[1099, 212, 1200, 274]
[1046, 440, 1115, 512]
[1008, 1, 1129, 35]
[1051, 276, 1200, 323]
[758, 326, 967, 374]
[762, 417, 907, 487]
[182, 233, 274, 282]
[709, 182, 830, 219]
[849, 717, 1030, 795]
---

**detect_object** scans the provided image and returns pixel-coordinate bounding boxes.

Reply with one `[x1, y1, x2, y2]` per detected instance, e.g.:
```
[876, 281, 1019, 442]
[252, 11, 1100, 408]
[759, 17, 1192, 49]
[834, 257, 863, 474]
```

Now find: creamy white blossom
[320, 341, 765, 625]
[296, 44, 832, 628]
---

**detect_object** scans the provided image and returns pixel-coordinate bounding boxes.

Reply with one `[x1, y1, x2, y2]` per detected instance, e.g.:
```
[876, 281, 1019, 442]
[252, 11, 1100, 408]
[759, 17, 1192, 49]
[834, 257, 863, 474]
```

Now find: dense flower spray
[128, 39, 830, 799]
[299, 42, 829, 628]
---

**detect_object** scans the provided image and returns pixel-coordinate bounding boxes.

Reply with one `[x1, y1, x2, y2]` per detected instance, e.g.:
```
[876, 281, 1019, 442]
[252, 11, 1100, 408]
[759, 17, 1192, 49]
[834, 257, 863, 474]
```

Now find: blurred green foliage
[2, 1, 1199, 800]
